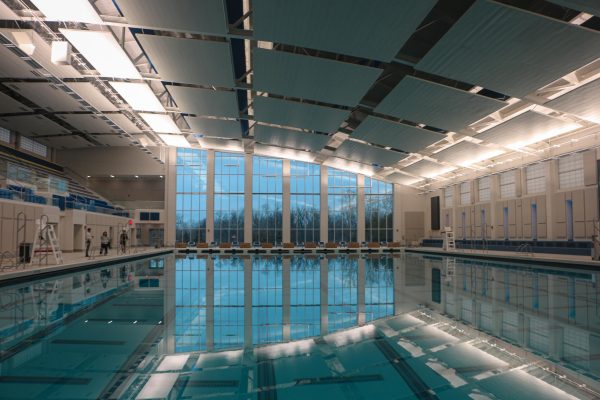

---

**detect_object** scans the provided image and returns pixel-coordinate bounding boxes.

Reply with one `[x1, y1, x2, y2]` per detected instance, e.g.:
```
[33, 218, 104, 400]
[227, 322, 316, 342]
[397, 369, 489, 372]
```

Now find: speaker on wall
[431, 196, 440, 230]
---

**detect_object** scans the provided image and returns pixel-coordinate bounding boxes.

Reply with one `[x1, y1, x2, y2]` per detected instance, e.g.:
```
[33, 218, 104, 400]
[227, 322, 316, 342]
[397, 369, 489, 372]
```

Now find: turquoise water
[0, 253, 597, 399]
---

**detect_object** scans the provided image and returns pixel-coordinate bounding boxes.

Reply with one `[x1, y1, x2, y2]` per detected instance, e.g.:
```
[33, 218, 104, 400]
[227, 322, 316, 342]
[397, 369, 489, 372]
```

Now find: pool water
[0, 253, 597, 399]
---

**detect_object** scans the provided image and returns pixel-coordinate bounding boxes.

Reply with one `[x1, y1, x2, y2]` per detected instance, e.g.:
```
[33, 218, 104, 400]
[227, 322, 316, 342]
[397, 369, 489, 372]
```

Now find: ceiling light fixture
[32, 0, 103, 24]
[60, 29, 142, 79]
[140, 113, 181, 134]
[109, 82, 165, 112]
[110, 174, 115, 178]
[159, 134, 190, 147]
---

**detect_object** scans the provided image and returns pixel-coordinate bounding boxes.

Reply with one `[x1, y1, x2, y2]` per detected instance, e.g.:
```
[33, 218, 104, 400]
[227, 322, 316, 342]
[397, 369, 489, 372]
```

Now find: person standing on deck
[100, 231, 110, 256]
[120, 228, 129, 253]
[85, 227, 93, 257]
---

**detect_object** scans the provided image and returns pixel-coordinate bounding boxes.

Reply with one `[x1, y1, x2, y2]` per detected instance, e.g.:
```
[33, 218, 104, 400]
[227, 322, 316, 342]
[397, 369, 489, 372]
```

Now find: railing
[65, 200, 130, 217]
[0, 251, 16, 270]
[515, 243, 534, 256]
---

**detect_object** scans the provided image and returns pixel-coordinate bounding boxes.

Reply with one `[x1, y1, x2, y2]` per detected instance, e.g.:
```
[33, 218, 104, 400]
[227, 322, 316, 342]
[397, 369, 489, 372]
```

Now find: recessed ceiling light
[109, 82, 165, 112]
[32, 0, 103, 24]
[135, 175, 139, 178]
[110, 174, 115, 178]
[141, 114, 181, 134]
[158, 133, 190, 147]
[159, 175, 163, 179]
[86, 175, 90, 178]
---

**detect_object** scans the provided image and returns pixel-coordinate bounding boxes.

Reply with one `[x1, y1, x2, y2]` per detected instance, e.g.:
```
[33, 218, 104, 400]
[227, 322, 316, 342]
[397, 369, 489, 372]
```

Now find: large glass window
[0, 127, 10, 143]
[290, 256, 321, 339]
[364, 177, 393, 243]
[559, 152, 584, 189]
[500, 170, 516, 199]
[365, 257, 394, 322]
[290, 161, 320, 243]
[252, 257, 282, 344]
[252, 156, 283, 243]
[526, 163, 546, 194]
[478, 176, 491, 202]
[175, 257, 206, 352]
[19, 136, 47, 157]
[214, 152, 245, 243]
[328, 256, 358, 332]
[328, 168, 357, 242]
[213, 257, 244, 349]
[176, 148, 207, 243]
[444, 186, 454, 208]
[460, 182, 471, 205]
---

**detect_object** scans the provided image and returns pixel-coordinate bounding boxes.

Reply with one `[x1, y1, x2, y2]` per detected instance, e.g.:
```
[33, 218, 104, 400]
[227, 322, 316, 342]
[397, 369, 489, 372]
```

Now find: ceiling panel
[8, 82, 86, 112]
[254, 143, 317, 162]
[185, 117, 242, 139]
[385, 172, 423, 186]
[0, 91, 30, 113]
[548, 0, 600, 16]
[254, 124, 329, 152]
[253, 48, 380, 107]
[116, 0, 228, 35]
[197, 137, 243, 152]
[107, 113, 143, 134]
[57, 114, 118, 134]
[433, 141, 505, 167]
[167, 85, 238, 118]
[37, 134, 92, 149]
[254, 96, 349, 133]
[401, 159, 456, 179]
[376, 76, 506, 132]
[546, 78, 600, 123]
[0, 43, 37, 78]
[334, 141, 407, 167]
[0, 115, 70, 136]
[137, 34, 235, 87]
[417, 0, 600, 98]
[253, 0, 435, 61]
[92, 134, 131, 146]
[351, 116, 445, 153]
[66, 82, 119, 112]
[475, 111, 580, 148]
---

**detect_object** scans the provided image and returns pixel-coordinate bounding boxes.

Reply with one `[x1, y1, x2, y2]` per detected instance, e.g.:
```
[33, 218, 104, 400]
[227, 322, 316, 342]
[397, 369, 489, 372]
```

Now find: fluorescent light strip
[140, 113, 181, 134]
[110, 82, 165, 112]
[32, 0, 103, 24]
[60, 29, 141, 79]
[159, 134, 190, 147]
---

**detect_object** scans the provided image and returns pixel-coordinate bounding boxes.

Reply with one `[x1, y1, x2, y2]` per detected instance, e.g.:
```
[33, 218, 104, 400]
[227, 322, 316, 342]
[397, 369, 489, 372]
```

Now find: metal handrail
[515, 243, 534, 256]
[15, 211, 26, 268]
[0, 251, 16, 270]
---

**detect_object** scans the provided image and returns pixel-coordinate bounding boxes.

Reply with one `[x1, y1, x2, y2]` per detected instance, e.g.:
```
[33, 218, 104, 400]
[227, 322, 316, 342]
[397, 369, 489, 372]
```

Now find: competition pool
[0, 252, 598, 399]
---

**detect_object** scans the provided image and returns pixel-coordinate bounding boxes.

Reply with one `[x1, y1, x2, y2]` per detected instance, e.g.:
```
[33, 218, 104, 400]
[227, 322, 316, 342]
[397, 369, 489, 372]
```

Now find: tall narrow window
[290, 161, 320, 243]
[460, 182, 471, 205]
[478, 176, 491, 202]
[444, 186, 454, 208]
[364, 177, 393, 243]
[0, 127, 10, 143]
[500, 170, 516, 199]
[176, 148, 207, 243]
[559, 152, 584, 189]
[252, 156, 283, 243]
[214, 152, 245, 243]
[327, 168, 357, 242]
[526, 163, 546, 194]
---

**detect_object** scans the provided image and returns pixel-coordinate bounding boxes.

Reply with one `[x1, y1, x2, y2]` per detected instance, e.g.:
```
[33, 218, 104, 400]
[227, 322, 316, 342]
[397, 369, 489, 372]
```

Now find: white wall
[56, 147, 165, 176]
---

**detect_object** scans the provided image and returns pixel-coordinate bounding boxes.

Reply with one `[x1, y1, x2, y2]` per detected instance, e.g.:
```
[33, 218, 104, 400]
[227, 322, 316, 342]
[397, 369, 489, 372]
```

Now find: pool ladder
[515, 243, 534, 256]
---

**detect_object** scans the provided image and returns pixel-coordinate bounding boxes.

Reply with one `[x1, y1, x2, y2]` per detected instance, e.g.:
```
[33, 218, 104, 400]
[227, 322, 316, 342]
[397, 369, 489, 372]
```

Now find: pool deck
[408, 246, 600, 269]
[0, 247, 173, 284]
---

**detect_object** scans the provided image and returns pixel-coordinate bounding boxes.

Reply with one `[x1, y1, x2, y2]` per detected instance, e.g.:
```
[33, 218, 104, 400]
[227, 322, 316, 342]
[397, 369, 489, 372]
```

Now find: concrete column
[282, 257, 291, 340]
[357, 257, 366, 325]
[244, 257, 253, 348]
[206, 257, 214, 350]
[244, 154, 253, 243]
[357, 175, 365, 243]
[320, 258, 328, 335]
[320, 165, 328, 242]
[165, 147, 177, 245]
[282, 160, 291, 243]
[206, 150, 215, 243]
[393, 183, 402, 243]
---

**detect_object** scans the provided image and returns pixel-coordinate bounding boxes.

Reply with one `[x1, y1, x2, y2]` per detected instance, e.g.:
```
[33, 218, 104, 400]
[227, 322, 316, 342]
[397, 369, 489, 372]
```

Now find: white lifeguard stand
[442, 226, 456, 251]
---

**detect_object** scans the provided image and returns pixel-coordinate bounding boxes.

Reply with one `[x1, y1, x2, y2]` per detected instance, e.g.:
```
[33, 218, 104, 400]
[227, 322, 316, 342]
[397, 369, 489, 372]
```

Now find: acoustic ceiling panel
[116, 0, 228, 35]
[417, 0, 600, 98]
[38, 134, 92, 149]
[376, 76, 506, 132]
[475, 111, 580, 148]
[253, 48, 381, 107]
[546, 78, 600, 123]
[185, 117, 242, 139]
[197, 137, 243, 152]
[67, 82, 119, 112]
[401, 159, 456, 179]
[108, 113, 143, 134]
[57, 114, 118, 134]
[8, 82, 85, 112]
[253, 0, 436, 61]
[167, 85, 238, 118]
[253, 96, 349, 133]
[385, 172, 423, 186]
[548, 0, 600, 16]
[0, 115, 71, 136]
[254, 124, 329, 152]
[0, 92, 30, 113]
[92, 134, 131, 146]
[137, 34, 235, 88]
[352, 116, 445, 153]
[433, 141, 505, 166]
[334, 141, 407, 167]
[0, 42, 37, 78]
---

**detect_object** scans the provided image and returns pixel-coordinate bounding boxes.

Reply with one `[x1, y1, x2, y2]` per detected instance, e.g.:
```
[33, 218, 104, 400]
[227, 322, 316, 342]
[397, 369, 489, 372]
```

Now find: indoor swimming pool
[0, 253, 598, 399]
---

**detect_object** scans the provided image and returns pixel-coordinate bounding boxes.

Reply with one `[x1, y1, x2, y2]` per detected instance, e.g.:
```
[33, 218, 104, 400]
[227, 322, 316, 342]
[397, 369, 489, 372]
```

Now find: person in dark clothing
[85, 228, 93, 257]
[100, 231, 109, 255]
[120, 229, 128, 253]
